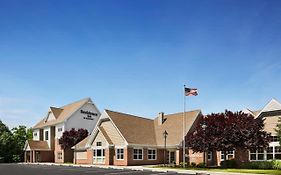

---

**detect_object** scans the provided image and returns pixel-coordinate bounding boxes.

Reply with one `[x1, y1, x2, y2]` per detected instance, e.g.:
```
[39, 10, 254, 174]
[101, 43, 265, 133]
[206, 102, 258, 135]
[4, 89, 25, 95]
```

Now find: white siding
[55, 123, 64, 139]
[92, 130, 108, 148]
[46, 112, 56, 122]
[43, 126, 51, 148]
[33, 129, 40, 141]
[76, 152, 87, 159]
[65, 102, 101, 133]
[100, 121, 125, 146]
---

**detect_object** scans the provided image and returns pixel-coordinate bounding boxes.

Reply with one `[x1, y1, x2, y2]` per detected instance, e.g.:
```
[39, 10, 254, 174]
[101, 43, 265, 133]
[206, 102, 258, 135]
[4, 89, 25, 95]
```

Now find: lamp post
[163, 130, 168, 166]
[202, 122, 207, 167]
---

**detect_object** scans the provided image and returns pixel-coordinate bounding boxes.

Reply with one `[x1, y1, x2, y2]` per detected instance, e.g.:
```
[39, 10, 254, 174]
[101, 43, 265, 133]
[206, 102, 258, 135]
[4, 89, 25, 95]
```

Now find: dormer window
[96, 142, 102, 146]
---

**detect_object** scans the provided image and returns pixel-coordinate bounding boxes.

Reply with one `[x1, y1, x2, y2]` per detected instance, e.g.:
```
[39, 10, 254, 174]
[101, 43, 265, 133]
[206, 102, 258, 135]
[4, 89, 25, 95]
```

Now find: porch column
[32, 151, 36, 163]
[24, 151, 27, 162]
[176, 150, 180, 165]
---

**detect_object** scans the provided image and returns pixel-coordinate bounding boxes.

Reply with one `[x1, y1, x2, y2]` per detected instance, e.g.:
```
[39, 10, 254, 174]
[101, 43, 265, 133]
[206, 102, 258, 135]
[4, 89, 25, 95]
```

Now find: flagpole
[183, 85, 186, 168]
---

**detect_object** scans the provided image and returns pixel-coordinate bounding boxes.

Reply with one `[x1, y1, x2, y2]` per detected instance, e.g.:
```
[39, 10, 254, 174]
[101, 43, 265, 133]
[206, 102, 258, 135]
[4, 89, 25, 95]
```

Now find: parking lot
[0, 164, 193, 175]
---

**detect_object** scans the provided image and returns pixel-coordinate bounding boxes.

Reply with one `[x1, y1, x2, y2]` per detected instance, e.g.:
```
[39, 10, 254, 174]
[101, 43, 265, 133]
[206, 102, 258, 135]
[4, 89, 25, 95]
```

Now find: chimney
[158, 112, 165, 125]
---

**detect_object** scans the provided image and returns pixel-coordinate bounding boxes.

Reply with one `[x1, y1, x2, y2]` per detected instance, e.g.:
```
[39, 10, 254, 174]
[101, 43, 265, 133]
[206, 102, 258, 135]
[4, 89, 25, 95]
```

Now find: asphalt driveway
[0, 164, 193, 175]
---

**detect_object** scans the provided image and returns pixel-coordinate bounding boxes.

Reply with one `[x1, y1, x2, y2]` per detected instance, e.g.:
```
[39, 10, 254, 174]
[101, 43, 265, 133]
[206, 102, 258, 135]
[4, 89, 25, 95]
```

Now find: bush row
[241, 160, 281, 170]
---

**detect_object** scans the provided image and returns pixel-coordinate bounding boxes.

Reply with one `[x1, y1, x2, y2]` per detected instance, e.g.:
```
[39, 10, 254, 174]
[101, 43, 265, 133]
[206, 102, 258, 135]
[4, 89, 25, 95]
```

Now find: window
[275, 146, 281, 159]
[257, 148, 264, 160]
[207, 151, 212, 160]
[221, 150, 235, 161]
[148, 149, 157, 160]
[45, 131, 49, 140]
[133, 148, 143, 160]
[96, 142, 102, 146]
[93, 149, 105, 163]
[116, 148, 124, 160]
[249, 147, 281, 161]
[33, 132, 37, 137]
[270, 136, 279, 142]
[57, 127, 63, 132]
[267, 147, 273, 160]
[57, 152, 62, 160]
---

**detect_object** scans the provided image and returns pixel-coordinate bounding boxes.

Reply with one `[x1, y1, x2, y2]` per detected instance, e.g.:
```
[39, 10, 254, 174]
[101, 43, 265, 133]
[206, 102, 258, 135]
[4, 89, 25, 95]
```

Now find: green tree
[275, 118, 281, 146]
[11, 125, 33, 162]
[0, 120, 14, 162]
[0, 120, 33, 162]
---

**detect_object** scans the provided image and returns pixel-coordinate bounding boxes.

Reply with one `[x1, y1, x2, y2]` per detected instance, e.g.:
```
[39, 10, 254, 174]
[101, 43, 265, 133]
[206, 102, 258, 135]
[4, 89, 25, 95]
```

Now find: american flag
[185, 87, 198, 96]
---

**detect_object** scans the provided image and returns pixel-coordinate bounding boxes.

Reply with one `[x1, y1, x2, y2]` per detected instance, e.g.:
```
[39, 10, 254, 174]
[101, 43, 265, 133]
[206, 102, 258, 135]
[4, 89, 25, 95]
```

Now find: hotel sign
[80, 110, 98, 120]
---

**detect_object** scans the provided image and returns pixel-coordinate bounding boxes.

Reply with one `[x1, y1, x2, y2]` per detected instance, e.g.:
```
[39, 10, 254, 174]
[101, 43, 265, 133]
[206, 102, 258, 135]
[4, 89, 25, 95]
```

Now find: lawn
[153, 166, 281, 175]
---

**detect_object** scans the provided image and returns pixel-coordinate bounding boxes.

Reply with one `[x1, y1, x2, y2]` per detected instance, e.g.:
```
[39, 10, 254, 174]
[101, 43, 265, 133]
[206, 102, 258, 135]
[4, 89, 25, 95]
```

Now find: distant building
[73, 109, 203, 165]
[23, 98, 101, 163]
[206, 98, 281, 166]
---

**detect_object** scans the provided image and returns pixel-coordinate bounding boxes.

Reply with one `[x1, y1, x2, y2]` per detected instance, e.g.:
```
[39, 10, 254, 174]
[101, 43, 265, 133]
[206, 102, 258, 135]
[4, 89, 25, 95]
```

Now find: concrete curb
[18, 163, 269, 175]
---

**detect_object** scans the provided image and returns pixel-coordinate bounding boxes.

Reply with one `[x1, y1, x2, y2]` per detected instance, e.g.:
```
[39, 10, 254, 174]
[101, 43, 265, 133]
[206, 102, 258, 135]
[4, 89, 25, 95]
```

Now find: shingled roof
[33, 98, 92, 129]
[24, 140, 50, 151]
[106, 110, 157, 145]
[105, 109, 202, 146]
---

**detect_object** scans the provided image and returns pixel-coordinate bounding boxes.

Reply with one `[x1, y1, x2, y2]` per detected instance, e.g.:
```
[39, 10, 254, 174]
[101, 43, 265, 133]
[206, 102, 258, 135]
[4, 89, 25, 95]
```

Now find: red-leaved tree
[59, 128, 88, 149]
[186, 110, 271, 165]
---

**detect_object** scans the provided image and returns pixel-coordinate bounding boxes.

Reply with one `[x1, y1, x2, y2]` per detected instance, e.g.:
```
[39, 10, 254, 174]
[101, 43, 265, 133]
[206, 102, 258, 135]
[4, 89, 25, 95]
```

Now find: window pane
[275, 146, 281, 153]
[275, 154, 281, 159]
[257, 148, 264, 153]
[139, 149, 142, 154]
[267, 147, 273, 153]
[258, 154, 264, 160]
[267, 154, 273, 160]
[250, 154, 256, 160]
[97, 149, 102, 156]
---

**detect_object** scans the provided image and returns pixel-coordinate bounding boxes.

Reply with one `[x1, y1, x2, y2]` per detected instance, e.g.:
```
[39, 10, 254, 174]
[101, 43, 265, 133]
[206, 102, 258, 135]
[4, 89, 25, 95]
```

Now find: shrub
[196, 162, 206, 168]
[179, 162, 188, 168]
[272, 160, 281, 170]
[220, 160, 237, 168]
[241, 161, 273, 169]
[190, 162, 196, 167]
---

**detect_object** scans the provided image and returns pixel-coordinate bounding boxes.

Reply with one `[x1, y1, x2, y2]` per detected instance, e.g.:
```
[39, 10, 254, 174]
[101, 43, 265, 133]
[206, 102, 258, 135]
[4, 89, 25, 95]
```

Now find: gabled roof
[50, 107, 63, 119]
[33, 98, 92, 129]
[24, 140, 50, 151]
[154, 110, 202, 146]
[105, 109, 157, 145]
[72, 136, 90, 151]
[258, 98, 281, 115]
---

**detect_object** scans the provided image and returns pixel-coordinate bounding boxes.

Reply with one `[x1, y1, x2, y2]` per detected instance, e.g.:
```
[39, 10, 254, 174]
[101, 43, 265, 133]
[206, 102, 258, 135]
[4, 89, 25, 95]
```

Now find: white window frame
[207, 151, 212, 161]
[57, 152, 63, 160]
[96, 141, 102, 147]
[116, 148, 124, 160]
[93, 148, 105, 164]
[57, 127, 63, 132]
[147, 148, 157, 160]
[133, 148, 143, 160]
[221, 150, 235, 161]
[33, 132, 37, 137]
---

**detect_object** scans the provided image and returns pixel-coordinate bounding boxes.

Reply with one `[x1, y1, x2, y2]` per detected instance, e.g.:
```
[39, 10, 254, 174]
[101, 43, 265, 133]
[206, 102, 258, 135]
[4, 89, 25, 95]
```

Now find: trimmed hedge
[241, 160, 281, 170]
[220, 160, 237, 168]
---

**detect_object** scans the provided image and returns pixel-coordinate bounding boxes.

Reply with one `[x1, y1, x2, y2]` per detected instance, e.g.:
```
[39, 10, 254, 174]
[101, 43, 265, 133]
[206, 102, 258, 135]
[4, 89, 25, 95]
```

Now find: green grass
[152, 166, 281, 175]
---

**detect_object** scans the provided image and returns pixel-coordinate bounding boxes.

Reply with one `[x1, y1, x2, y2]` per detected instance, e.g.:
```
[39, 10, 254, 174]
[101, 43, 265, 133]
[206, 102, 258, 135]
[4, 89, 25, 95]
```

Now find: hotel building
[72, 109, 203, 165]
[23, 98, 101, 163]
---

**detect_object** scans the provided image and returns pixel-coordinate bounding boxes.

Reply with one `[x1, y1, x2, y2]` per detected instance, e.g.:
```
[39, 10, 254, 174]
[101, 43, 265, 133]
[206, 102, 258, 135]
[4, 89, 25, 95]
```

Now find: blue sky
[1, 0, 281, 129]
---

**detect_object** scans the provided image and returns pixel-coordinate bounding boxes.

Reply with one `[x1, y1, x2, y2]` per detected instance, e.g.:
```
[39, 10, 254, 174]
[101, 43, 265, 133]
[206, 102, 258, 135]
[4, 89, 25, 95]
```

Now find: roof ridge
[60, 97, 91, 108]
[105, 109, 153, 121]
[164, 109, 201, 116]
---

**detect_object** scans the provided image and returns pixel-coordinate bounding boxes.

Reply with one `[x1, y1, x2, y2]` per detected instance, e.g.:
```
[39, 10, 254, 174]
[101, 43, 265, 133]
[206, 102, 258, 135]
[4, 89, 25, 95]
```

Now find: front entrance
[93, 148, 105, 164]
[169, 151, 175, 164]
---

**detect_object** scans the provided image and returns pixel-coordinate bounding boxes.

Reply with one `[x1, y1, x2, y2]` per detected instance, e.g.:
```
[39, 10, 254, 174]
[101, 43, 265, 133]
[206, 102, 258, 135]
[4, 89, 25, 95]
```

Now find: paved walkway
[19, 163, 269, 175]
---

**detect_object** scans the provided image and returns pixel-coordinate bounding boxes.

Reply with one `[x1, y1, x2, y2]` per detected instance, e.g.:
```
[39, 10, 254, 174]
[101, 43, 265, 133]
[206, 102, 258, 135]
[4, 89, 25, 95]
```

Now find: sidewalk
[19, 163, 269, 175]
